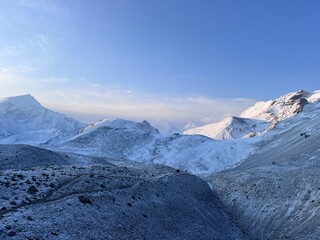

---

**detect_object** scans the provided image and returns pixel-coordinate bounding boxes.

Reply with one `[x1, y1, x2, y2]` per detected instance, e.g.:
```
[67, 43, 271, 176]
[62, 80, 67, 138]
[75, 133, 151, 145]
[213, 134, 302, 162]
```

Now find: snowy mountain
[183, 121, 198, 131]
[2, 91, 319, 176]
[1, 90, 320, 239]
[151, 119, 180, 135]
[209, 99, 320, 239]
[0, 94, 85, 145]
[184, 116, 268, 140]
[132, 133, 255, 175]
[183, 90, 318, 140]
[240, 90, 312, 128]
[57, 118, 255, 175]
[58, 119, 160, 158]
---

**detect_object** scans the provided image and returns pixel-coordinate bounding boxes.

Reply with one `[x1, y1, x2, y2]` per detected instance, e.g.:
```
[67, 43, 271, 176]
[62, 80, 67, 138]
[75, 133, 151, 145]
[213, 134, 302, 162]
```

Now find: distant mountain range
[0, 90, 320, 175]
[184, 90, 320, 139]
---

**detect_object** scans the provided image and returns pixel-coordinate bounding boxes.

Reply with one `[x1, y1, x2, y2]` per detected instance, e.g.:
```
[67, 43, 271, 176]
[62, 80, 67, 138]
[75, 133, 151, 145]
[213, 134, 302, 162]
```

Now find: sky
[0, 0, 320, 127]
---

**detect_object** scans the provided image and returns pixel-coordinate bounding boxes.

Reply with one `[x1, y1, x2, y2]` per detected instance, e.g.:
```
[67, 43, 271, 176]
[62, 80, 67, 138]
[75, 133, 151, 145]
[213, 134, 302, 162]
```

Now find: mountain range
[184, 90, 320, 139]
[0, 90, 319, 239]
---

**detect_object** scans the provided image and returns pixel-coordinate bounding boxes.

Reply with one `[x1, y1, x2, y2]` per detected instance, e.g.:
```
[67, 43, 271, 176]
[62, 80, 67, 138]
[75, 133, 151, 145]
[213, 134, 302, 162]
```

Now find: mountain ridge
[0, 94, 85, 145]
[184, 90, 320, 140]
[0, 90, 320, 239]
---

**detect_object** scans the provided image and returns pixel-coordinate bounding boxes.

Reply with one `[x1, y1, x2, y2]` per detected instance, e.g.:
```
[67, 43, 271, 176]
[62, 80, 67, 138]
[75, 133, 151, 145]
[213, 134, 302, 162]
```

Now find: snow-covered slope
[240, 90, 310, 128]
[151, 119, 179, 135]
[57, 118, 255, 175]
[183, 122, 198, 131]
[209, 101, 320, 239]
[132, 133, 256, 175]
[0, 94, 85, 145]
[184, 116, 268, 140]
[306, 90, 320, 102]
[184, 90, 315, 140]
[58, 119, 160, 159]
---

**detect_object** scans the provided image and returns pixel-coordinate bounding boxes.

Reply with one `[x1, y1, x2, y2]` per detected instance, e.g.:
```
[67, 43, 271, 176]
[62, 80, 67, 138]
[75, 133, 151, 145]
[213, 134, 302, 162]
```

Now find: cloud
[14, 0, 68, 16]
[41, 77, 70, 83]
[38, 34, 48, 52]
[0, 1, 69, 77]
[0, 75, 256, 128]
[0, 34, 54, 76]
[43, 82, 256, 127]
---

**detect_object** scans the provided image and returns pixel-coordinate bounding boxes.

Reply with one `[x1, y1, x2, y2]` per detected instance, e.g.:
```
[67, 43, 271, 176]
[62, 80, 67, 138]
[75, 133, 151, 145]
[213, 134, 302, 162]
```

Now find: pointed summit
[240, 90, 310, 127]
[0, 94, 42, 110]
[184, 90, 314, 140]
[184, 116, 268, 140]
[0, 94, 85, 145]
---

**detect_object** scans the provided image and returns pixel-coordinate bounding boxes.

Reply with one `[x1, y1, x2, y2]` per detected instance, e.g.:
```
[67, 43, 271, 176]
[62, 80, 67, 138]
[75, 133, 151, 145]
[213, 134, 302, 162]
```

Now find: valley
[0, 90, 319, 239]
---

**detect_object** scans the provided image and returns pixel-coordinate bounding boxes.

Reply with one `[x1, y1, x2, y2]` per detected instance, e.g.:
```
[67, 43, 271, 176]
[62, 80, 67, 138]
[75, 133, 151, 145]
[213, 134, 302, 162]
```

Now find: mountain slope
[184, 116, 268, 140]
[132, 133, 255, 175]
[152, 119, 179, 135]
[58, 119, 160, 159]
[183, 90, 317, 140]
[240, 90, 311, 128]
[57, 119, 255, 175]
[0, 94, 85, 145]
[0, 144, 114, 170]
[209, 101, 320, 239]
[0, 158, 247, 240]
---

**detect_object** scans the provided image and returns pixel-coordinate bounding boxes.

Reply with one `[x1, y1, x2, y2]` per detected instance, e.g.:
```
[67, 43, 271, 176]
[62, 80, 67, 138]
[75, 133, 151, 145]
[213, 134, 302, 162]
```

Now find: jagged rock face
[0, 95, 85, 145]
[273, 90, 309, 114]
[241, 90, 310, 129]
[209, 109, 320, 239]
[0, 160, 247, 240]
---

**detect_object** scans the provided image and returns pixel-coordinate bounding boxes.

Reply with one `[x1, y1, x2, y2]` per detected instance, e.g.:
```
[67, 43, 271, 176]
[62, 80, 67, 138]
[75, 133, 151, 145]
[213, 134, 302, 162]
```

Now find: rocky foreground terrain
[0, 145, 246, 240]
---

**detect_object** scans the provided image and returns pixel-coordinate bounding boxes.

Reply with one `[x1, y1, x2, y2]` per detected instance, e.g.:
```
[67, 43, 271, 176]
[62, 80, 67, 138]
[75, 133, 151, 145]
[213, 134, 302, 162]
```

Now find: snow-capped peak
[183, 122, 198, 131]
[79, 118, 159, 136]
[183, 90, 316, 140]
[240, 90, 309, 127]
[184, 116, 268, 140]
[306, 90, 320, 103]
[0, 94, 85, 145]
[151, 119, 179, 135]
[0, 94, 42, 111]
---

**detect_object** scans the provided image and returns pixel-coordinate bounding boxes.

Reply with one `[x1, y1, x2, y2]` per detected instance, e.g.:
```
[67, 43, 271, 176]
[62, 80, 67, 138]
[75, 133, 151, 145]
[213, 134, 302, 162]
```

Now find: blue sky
[0, 0, 319, 126]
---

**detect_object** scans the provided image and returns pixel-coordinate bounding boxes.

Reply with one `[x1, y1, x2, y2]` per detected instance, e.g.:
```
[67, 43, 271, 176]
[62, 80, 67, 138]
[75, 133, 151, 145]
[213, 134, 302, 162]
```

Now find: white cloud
[15, 0, 69, 16]
[41, 77, 70, 83]
[0, 75, 256, 128]
[44, 83, 256, 127]
[0, 0, 68, 76]
[0, 34, 54, 76]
